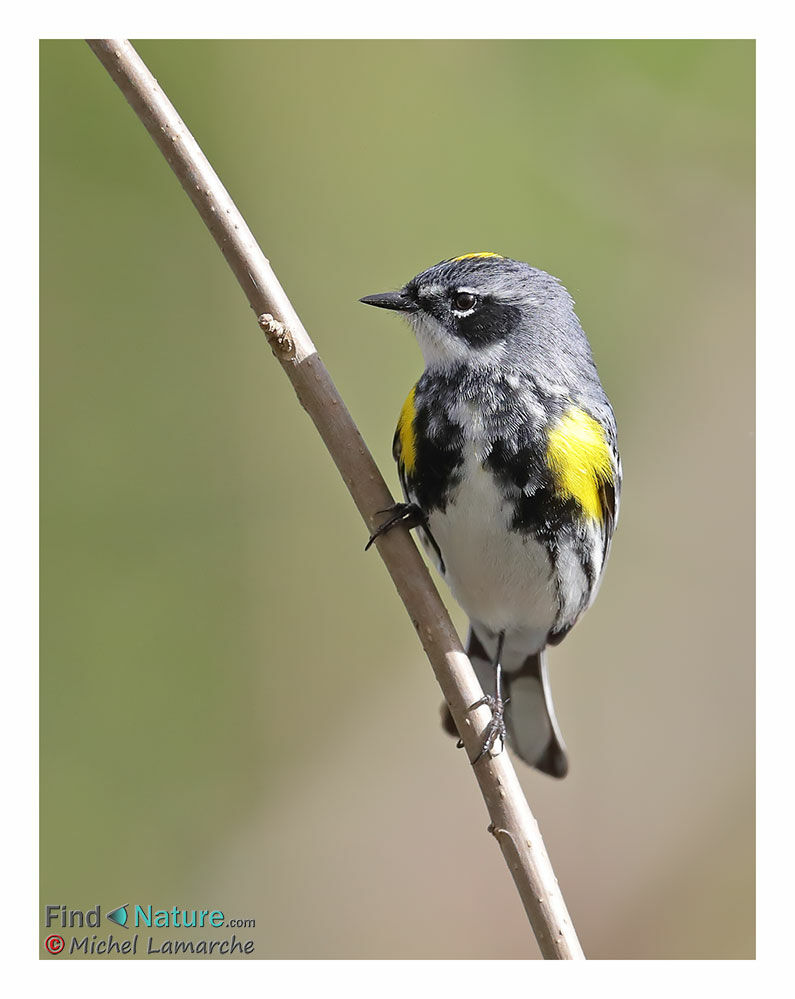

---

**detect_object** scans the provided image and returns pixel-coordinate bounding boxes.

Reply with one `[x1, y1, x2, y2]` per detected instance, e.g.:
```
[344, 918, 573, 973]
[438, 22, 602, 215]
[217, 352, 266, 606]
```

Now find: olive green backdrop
[40, 39, 754, 959]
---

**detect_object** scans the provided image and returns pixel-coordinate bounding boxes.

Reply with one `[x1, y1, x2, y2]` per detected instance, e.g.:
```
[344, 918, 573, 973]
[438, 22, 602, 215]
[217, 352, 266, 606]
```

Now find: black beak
[359, 290, 418, 313]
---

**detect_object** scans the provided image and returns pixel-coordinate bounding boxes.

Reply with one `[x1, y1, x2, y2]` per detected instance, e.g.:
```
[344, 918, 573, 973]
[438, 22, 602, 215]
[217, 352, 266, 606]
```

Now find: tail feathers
[466, 630, 569, 779]
[504, 650, 569, 778]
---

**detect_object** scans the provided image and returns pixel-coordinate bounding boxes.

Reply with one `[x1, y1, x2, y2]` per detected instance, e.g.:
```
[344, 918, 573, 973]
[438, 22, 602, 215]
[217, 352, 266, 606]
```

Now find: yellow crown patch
[449, 252, 504, 262]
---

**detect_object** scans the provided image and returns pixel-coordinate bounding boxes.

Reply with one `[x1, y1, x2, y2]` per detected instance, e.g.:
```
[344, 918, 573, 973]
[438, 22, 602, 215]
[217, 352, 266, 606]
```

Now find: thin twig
[86, 38, 585, 960]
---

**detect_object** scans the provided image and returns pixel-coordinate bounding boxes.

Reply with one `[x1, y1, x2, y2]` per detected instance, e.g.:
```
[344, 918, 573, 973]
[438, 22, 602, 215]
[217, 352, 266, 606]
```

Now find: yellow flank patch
[546, 408, 613, 522]
[450, 251, 504, 262]
[396, 385, 418, 475]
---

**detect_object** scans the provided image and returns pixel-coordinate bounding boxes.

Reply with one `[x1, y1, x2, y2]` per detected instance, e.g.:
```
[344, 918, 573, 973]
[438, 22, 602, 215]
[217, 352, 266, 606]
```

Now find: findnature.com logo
[43, 904, 256, 957]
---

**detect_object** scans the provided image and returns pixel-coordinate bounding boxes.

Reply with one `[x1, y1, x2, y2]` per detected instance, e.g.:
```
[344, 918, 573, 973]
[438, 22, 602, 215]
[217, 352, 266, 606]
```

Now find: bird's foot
[471, 693, 508, 763]
[365, 502, 426, 550]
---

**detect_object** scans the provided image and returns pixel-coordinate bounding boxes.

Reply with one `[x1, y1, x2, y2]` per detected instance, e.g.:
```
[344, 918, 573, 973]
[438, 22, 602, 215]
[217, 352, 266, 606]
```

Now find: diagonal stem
[85, 38, 585, 960]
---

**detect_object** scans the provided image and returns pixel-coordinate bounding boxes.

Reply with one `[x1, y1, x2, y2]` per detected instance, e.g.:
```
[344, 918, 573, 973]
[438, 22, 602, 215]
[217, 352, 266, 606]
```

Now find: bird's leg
[365, 502, 427, 550]
[472, 630, 508, 763]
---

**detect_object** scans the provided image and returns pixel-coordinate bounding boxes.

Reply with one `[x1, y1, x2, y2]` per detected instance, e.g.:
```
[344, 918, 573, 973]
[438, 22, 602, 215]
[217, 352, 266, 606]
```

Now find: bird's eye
[453, 291, 477, 312]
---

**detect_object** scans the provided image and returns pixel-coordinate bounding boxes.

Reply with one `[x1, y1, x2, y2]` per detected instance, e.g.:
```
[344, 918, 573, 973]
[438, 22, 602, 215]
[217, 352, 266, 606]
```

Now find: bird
[360, 252, 621, 777]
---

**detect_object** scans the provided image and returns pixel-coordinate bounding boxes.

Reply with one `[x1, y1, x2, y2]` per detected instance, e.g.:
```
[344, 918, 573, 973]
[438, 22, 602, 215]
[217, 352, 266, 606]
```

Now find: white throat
[406, 311, 507, 373]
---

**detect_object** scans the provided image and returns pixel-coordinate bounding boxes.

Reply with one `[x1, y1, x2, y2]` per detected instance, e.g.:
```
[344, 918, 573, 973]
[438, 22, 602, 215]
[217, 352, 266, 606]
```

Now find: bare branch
[86, 38, 585, 960]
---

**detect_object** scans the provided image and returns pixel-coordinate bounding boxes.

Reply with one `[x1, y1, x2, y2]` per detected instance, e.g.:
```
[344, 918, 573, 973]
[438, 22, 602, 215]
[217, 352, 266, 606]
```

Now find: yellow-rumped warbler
[361, 253, 621, 778]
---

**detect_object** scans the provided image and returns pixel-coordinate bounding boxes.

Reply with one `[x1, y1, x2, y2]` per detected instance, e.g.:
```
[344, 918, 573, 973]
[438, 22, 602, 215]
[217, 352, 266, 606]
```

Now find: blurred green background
[40, 40, 754, 959]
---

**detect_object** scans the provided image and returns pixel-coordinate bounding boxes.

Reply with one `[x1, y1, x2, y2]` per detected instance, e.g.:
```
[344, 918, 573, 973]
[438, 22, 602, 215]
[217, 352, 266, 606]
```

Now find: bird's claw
[365, 502, 426, 550]
[471, 695, 507, 763]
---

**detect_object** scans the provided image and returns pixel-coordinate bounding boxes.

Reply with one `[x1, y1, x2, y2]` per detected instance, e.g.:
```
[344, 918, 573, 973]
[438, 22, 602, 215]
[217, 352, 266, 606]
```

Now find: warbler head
[360, 252, 589, 375]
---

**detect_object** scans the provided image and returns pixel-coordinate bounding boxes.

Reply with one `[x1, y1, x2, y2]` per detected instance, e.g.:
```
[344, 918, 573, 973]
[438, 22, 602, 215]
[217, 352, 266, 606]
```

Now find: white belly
[426, 454, 558, 649]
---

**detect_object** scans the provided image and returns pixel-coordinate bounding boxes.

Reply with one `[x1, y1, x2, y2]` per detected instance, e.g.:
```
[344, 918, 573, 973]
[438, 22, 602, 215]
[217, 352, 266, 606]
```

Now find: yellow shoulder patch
[449, 251, 504, 262]
[546, 408, 613, 522]
[395, 385, 418, 475]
